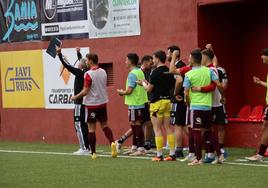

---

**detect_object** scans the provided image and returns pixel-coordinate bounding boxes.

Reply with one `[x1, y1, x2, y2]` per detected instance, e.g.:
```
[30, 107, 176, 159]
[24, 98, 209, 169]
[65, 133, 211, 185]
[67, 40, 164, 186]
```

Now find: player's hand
[56, 47, 61, 54]
[220, 97, 226, 104]
[191, 86, 201, 92]
[136, 80, 143, 86]
[117, 89, 125, 96]
[176, 95, 183, 102]
[206, 44, 213, 50]
[172, 50, 180, 57]
[71, 96, 76, 101]
[253, 76, 261, 84]
[76, 47, 80, 53]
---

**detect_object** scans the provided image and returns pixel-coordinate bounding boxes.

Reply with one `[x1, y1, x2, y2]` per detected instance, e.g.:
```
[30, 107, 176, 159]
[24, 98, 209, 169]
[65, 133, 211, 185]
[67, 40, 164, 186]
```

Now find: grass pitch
[0, 141, 267, 188]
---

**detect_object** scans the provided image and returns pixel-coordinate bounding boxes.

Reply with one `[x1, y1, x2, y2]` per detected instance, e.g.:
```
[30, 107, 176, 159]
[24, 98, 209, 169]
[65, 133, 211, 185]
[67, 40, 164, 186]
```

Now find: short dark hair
[141, 55, 153, 63]
[86, 53, 98, 64]
[127, 53, 139, 66]
[154, 50, 166, 63]
[262, 48, 268, 56]
[190, 49, 202, 64]
[201, 49, 214, 60]
[168, 45, 180, 54]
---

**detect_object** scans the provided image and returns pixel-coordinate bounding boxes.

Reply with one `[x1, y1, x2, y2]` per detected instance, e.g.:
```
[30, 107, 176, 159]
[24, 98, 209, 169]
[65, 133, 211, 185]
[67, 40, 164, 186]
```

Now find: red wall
[0, 0, 198, 145]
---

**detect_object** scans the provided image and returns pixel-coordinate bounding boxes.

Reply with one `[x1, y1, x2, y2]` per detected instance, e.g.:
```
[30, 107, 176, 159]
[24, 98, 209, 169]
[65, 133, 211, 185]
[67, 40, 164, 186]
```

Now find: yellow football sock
[167, 134, 175, 150]
[155, 136, 164, 151]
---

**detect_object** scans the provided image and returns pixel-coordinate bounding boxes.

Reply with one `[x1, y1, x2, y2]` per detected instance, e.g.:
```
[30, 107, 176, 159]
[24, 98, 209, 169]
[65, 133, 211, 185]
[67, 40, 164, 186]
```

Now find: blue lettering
[14, 3, 20, 21]
[20, 2, 27, 20]
[2, 0, 39, 41]
[31, 1, 37, 19]
[3, 0, 15, 41]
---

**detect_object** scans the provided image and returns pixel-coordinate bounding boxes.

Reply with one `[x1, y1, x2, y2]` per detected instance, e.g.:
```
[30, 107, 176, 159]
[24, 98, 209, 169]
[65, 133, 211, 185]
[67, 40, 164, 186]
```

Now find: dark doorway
[198, 0, 268, 116]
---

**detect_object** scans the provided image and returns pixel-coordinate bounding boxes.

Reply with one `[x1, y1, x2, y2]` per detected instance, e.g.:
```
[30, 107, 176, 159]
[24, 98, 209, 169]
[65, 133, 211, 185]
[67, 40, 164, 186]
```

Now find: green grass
[0, 141, 267, 188]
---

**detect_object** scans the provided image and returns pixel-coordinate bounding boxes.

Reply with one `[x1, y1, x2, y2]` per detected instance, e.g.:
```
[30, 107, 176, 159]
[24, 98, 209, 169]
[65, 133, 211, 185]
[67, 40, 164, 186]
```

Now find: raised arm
[76, 47, 82, 60]
[57, 48, 83, 77]
[253, 76, 267, 87]
[169, 50, 181, 75]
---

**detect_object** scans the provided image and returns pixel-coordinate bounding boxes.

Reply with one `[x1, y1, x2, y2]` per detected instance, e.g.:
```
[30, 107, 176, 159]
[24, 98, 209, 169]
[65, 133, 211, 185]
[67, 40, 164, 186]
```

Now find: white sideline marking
[235, 159, 268, 164]
[0, 149, 151, 160]
[224, 162, 268, 168]
[0, 149, 268, 167]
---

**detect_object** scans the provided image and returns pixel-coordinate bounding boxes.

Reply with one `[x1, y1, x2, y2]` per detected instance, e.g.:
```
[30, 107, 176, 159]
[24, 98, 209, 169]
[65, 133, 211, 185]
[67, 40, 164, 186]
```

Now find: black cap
[262, 48, 268, 56]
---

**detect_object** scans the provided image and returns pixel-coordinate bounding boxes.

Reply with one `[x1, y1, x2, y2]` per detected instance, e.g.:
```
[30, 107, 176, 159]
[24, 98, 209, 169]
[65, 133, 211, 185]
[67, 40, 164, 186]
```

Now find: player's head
[189, 49, 202, 66]
[78, 58, 87, 69]
[86, 53, 98, 66]
[261, 48, 268, 64]
[153, 50, 166, 67]
[126, 53, 139, 68]
[167, 45, 180, 62]
[201, 49, 214, 65]
[141, 55, 153, 70]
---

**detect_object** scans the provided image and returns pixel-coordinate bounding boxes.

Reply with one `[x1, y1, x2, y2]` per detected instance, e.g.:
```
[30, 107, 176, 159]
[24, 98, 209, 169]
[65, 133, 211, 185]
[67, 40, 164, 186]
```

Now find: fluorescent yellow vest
[186, 66, 212, 107]
[125, 68, 148, 106]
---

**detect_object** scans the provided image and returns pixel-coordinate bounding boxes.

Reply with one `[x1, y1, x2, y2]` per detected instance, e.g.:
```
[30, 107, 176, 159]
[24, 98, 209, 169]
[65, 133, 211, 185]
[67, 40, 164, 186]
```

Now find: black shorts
[187, 109, 213, 129]
[85, 106, 108, 123]
[186, 107, 190, 126]
[170, 102, 187, 126]
[264, 106, 268, 121]
[212, 105, 228, 125]
[143, 103, 151, 123]
[128, 108, 144, 123]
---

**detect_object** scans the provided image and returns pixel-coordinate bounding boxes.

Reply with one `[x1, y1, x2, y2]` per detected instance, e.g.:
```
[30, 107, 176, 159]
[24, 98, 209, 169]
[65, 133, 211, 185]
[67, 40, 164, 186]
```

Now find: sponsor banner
[41, 0, 88, 38]
[41, 20, 89, 36]
[0, 50, 45, 108]
[43, 47, 89, 109]
[0, 0, 42, 42]
[0, 1, 8, 43]
[88, 0, 141, 38]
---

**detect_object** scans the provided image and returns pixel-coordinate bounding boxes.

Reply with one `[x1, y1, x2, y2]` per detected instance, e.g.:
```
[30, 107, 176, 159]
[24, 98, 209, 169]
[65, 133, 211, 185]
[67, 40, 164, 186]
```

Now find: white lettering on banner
[41, 20, 89, 36]
[57, 0, 83, 6]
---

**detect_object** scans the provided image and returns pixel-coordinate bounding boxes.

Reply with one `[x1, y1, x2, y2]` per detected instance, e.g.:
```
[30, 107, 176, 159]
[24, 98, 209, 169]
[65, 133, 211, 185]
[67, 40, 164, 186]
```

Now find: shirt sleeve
[201, 82, 216, 92]
[210, 69, 219, 81]
[183, 75, 191, 88]
[221, 68, 228, 83]
[127, 73, 137, 88]
[84, 73, 92, 88]
[178, 66, 191, 76]
[150, 70, 158, 86]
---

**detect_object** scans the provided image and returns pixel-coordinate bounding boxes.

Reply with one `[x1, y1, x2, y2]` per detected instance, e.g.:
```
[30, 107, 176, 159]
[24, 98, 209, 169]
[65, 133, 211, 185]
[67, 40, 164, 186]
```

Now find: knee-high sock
[204, 130, 221, 157]
[188, 127, 195, 154]
[155, 136, 164, 156]
[135, 126, 144, 148]
[167, 134, 175, 155]
[203, 135, 214, 154]
[193, 130, 202, 160]
[88, 132, 96, 154]
[81, 121, 89, 150]
[103, 127, 114, 144]
[131, 125, 137, 146]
